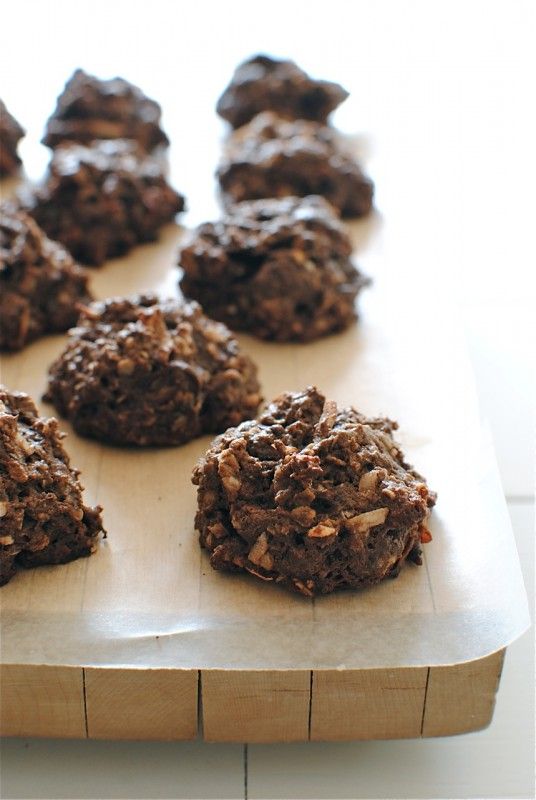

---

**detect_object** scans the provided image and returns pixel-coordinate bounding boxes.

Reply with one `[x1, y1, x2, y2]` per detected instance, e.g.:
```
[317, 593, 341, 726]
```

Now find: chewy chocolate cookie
[0, 205, 92, 351]
[217, 112, 373, 218]
[193, 387, 435, 596]
[22, 139, 185, 266]
[0, 387, 104, 586]
[42, 69, 169, 152]
[179, 195, 368, 341]
[0, 100, 25, 177]
[44, 294, 261, 447]
[216, 54, 348, 129]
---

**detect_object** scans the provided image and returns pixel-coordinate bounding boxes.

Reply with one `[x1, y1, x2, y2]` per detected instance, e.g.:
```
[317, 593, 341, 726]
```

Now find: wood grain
[310, 667, 428, 740]
[84, 668, 198, 740]
[201, 670, 310, 742]
[0, 655, 508, 741]
[422, 649, 506, 736]
[0, 665, 85, 738]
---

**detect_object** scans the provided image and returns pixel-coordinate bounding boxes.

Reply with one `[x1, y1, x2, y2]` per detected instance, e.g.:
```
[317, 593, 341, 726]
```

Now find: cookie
[44, 294, 262, 447]
[0, 387, 104, 586]
[217, 112, 373, 218]
[0, 205, 92, 351]
[42, 68, 169, 152]
[193, 387, 435, 596]
[0, 99, 25, 176]
[216, 54, 348, 128]
[179, 195, 369, 341]
[22, 139, 185, 266]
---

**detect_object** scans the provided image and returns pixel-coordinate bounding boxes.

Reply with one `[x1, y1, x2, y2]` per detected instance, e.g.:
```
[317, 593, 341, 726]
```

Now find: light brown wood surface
[422, 649, 506, 737]
[310, 667, 428, 740]
[84, 668, 198, 740]
[0, 665, 86, 738]
[201, 670, 310, 742]
[0, 651, 506, 741]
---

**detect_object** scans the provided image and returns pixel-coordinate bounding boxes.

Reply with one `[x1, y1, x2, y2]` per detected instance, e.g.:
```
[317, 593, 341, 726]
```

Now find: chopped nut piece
[258, 552, 274, 571]
[245, 566, 274, 581]
[207, 522, 227, 539]
[316, 399, 338, 436]
[0, 501, 8, 518]
[218, 451, 241, 496]
[293, 579, 314, 597]
[347, 508, 389, 534]
[290, 506, 316, 526]
[248, 532, 269, 565]
[358, 470, 379, 493]
[420, 526, 433, 543]
[0, 535, 14, 545]
[16, 433, 36, 456]
[28, 532, 50, 552]
[307, 523, 337, 538]
[117, 358, 135, 376]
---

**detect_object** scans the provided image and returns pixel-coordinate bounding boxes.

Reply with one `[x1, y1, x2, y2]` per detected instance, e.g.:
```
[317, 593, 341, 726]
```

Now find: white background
[1, 1, 534, 797]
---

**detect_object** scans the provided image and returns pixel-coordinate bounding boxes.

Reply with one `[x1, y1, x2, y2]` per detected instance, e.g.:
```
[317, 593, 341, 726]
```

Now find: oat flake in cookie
[42, 68, 169, 152]
[217, 112, 374, 218]
[0, 100, 25, 177]
[0, 205, 92, 351]
[0, 387, 104, 586]
[22, 139, 185, 266]
[44, 295, 262, 447]
[193, 387, 436, 597]
[216, 54, 349, 129]
[180, 196, 369, 342]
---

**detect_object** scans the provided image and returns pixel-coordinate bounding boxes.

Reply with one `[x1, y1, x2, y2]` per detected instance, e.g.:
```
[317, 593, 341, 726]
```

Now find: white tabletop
[1, 1, 534, 797]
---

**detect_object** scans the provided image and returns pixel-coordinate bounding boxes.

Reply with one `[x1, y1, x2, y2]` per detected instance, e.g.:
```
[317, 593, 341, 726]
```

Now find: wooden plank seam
[82, 668, 89, 738]
[419, 667, 431, 736]
[307, 670, 313, 741]
[197, 669, 202, 739]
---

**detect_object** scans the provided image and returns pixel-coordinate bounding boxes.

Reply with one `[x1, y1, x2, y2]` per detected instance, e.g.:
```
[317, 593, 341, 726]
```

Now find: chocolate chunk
[44, 294, 262, 447]
[21, 139, 184, 266]
[216, 54, 348, 128]
[193, 387, 436, 596]
[0, 387, 104, 586]
[0, 100, 25, 177]
[42, 69, 169, 152]
[179, 195, 369, 341]
[217, 112, 373, 218]
[0, 205, 92, 351]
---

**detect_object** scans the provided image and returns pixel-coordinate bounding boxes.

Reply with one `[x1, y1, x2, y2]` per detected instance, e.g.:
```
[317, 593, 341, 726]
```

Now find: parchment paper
[0, 214, 529, 669]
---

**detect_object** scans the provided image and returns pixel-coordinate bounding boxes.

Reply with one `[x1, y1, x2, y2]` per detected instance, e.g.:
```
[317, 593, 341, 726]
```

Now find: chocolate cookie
[42, 68, 169, 152]
[193, 387, 435, 596]
[21, 139, 184, 266]
[216, 54, 348, 129]
[44, 294, 262, 447]
[217, 112, 373, 218]
[0, 205, 92, 351]
[179, 195, 368, 341]
[0, 387, 104, 586]
[0, 100, 25, 177]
